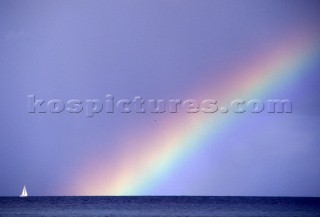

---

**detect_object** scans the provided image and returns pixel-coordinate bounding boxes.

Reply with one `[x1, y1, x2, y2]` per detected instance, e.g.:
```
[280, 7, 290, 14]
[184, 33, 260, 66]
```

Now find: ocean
[0, 196, 320, 217]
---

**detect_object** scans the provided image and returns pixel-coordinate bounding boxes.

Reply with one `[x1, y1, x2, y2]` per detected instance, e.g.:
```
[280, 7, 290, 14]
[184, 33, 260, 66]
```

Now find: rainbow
[71, 30, 319, 196]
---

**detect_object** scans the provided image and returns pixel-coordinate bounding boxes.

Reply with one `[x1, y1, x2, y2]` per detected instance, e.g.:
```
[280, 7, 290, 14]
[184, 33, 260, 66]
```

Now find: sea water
[0, 196, 320, 217]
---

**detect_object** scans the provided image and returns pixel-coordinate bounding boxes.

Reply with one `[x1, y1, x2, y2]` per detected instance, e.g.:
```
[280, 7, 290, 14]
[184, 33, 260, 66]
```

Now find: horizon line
[1, 195, 320, 198]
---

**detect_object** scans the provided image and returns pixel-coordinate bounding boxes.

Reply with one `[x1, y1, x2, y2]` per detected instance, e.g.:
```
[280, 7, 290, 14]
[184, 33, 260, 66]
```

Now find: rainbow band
[72, 31, 320, 196]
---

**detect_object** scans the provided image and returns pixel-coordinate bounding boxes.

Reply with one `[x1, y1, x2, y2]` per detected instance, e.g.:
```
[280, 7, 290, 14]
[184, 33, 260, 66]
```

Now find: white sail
[20, 185, 28, 197]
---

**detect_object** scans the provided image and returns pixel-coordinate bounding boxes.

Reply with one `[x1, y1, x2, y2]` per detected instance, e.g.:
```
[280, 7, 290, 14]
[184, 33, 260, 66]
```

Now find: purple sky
[0, 0, 320, 196]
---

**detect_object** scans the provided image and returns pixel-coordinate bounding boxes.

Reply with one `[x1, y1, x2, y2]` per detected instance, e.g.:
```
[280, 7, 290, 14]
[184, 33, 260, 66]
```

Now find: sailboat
[20, 185, 28, 197]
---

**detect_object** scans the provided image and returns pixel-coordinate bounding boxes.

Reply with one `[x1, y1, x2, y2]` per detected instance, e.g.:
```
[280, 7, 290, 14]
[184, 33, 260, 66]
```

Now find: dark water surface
[0, 196, 320, 217]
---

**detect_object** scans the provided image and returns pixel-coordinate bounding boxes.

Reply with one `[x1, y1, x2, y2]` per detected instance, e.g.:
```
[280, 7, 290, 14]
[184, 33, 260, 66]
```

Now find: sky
[0, 0, 320, 196]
